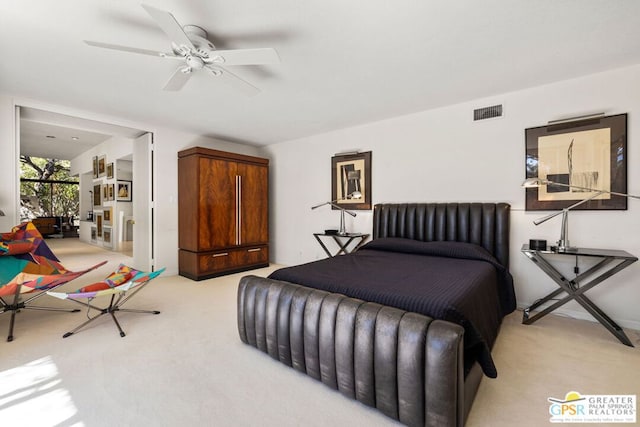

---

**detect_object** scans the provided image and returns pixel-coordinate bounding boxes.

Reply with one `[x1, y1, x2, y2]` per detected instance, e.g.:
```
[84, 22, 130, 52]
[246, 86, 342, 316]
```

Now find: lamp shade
[521, 178, 551, 188]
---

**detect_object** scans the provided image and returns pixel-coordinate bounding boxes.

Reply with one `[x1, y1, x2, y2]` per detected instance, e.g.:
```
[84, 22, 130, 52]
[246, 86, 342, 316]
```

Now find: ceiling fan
[85, 4, 280, 95]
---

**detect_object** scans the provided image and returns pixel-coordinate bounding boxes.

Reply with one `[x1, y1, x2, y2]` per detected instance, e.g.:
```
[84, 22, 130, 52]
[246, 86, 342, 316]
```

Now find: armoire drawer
[179, 246, 269, 280]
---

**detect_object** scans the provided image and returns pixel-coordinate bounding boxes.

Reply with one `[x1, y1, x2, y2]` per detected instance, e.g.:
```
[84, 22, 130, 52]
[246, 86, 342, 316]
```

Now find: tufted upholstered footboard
[238, 275, 481, 427]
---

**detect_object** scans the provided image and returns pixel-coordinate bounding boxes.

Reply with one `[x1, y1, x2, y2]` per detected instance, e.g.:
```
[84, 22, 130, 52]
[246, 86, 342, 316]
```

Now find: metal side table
[521, 244, 637, 346]
[313, 233, 369, 257]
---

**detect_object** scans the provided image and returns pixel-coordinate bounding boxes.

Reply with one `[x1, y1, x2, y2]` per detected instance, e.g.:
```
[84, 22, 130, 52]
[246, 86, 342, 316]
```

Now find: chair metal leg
[3, 305, 80, 341]
[118, 308, 161, 315]
[62, 305, 160, 338]
[110, 312, 126, 337]
[23, 306, 81, 313]
[7, 309, 17, 342]
[2, 281, 83, 341]
[6, 284, 22, 342]
[111, 309, 161, 337]
[63, 311, 108, 338]
[1, 306, 16, 342]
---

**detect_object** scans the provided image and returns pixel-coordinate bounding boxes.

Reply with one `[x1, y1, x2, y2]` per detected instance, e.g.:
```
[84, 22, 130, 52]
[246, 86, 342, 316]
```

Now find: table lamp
[522, 178, 640, 252]
[311, 191, 362, 236]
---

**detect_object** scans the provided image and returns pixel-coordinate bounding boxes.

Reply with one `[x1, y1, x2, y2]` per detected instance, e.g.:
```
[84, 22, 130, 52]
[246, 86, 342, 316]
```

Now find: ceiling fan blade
[206, 66, 260, 96]
[163, 67, 192, 91]
[141, 4, 196, 51]
[207, 48, 280, 66]
[84, 40, 180, 59]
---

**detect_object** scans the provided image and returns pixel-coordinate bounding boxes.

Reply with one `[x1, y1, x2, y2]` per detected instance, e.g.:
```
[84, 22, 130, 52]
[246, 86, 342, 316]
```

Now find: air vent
[473, 104, 503, 121]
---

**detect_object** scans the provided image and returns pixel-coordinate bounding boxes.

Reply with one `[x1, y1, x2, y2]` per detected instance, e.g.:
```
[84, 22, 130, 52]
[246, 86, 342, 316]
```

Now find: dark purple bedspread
[268, 238, 516, 378]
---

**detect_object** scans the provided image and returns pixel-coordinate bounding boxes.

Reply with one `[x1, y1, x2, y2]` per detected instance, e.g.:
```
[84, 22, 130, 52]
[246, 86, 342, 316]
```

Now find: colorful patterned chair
[48, 264, 165, 338]
[0, 222, 107, 341]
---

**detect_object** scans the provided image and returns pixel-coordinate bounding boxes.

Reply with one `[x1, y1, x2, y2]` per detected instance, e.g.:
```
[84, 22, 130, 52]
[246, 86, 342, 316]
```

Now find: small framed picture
[92, 156, 99, 179]
[103, 227, 113, 248]
[98, 155, 106, 178]
[93, 184, 102, 207]
[96, 213, 103, 238]
[103, 184, 109, 201]
[104, 207, 112, 225]
[116, 180, 132, 202]
[108, 184, 115, 201]
[331, 151, 372, 210]
[91, 227, 97, 242]
[106, 162, 114, 179]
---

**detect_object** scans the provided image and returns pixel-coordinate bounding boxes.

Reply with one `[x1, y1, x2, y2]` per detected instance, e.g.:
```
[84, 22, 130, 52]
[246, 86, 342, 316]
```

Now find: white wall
[71, 134, 134, 216]
[264, 64, 640, 329]
[71, 135, 134, 248]
[0, 95, 264, 276]
[0, 95, 17, 231]
[71, 135, 134, 176]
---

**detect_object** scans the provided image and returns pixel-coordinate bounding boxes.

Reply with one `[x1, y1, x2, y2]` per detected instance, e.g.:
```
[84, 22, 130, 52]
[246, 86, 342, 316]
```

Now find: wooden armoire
[178, 147, 269, 280]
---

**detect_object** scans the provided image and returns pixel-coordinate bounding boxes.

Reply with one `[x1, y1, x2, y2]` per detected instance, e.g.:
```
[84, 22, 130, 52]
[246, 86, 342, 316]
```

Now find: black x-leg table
[313, 233, 369, 257]
[521, 244, 637, 347]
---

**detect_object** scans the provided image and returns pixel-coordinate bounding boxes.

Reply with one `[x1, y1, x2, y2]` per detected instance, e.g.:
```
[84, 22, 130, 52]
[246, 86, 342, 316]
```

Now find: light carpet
[1, 239, 638, 426]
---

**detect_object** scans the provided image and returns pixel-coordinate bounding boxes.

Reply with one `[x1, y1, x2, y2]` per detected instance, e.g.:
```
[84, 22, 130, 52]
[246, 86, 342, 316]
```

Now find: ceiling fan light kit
[85, 4, 279, 94]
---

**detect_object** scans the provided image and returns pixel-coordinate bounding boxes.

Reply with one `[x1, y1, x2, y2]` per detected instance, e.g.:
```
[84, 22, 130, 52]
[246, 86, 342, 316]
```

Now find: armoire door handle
[235, 175, 240, 245]
[238, 175, 242, 245]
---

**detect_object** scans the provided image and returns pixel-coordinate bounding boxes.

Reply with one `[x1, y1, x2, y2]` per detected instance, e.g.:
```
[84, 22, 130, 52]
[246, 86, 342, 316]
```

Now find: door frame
[13, 100, 156, 270]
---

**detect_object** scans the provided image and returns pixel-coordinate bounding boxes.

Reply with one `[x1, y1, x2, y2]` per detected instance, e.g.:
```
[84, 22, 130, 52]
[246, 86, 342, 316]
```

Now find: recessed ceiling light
[46, 135, 56, 139]
[71, 136, 79, 140]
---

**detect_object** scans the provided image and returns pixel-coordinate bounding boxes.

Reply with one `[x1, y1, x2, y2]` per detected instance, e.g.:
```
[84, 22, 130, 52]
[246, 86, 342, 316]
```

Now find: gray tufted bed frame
[237, 203, 511, 427]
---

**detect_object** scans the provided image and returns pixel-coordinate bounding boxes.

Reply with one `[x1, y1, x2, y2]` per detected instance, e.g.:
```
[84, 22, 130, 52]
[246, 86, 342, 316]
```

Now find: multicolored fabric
[48, 264, 166, 300]
[77, 264, 140, 293]
[1, 222, 61, 262]
[0, 222, 107, 297]
[0, 239, 33, 256]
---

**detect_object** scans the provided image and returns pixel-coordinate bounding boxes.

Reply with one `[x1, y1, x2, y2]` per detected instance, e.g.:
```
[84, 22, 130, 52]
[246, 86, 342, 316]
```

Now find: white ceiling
[2, 1, 640, 148]
[20, 108, 143, 160]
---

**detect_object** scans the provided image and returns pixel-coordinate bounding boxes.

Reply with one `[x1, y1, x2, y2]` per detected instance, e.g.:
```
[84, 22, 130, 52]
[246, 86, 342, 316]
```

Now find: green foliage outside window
[20, 156, 79, 221]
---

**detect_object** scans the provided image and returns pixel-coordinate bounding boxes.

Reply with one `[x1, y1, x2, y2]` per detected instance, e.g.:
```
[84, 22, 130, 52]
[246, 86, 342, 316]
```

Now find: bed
[237, 203, 515, 427]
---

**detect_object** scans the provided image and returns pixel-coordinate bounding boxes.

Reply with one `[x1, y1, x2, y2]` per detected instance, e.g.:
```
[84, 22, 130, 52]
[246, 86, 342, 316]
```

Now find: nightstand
[313, 233, 369, 257]
[521, 244, 637, 346]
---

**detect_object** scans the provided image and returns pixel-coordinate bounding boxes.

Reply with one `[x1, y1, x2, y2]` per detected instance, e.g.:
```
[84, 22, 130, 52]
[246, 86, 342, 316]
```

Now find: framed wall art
[331, 151, 372, 210]
[96, 212, 103, 238]
[98, 155, 106, 177]
[92, 156, 99, 179]
[106, 162, 114, 179]
[103, 184, 109, 201]
[103, 227, 113, 248]
[103, 207, 112, 225]
[116, 180, 132, 202]
[525, 113, 627, 211]
[93, 184, 102, 207]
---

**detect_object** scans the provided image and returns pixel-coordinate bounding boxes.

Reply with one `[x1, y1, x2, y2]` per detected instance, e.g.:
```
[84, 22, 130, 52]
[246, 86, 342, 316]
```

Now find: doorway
[16, 106, 155, 271]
